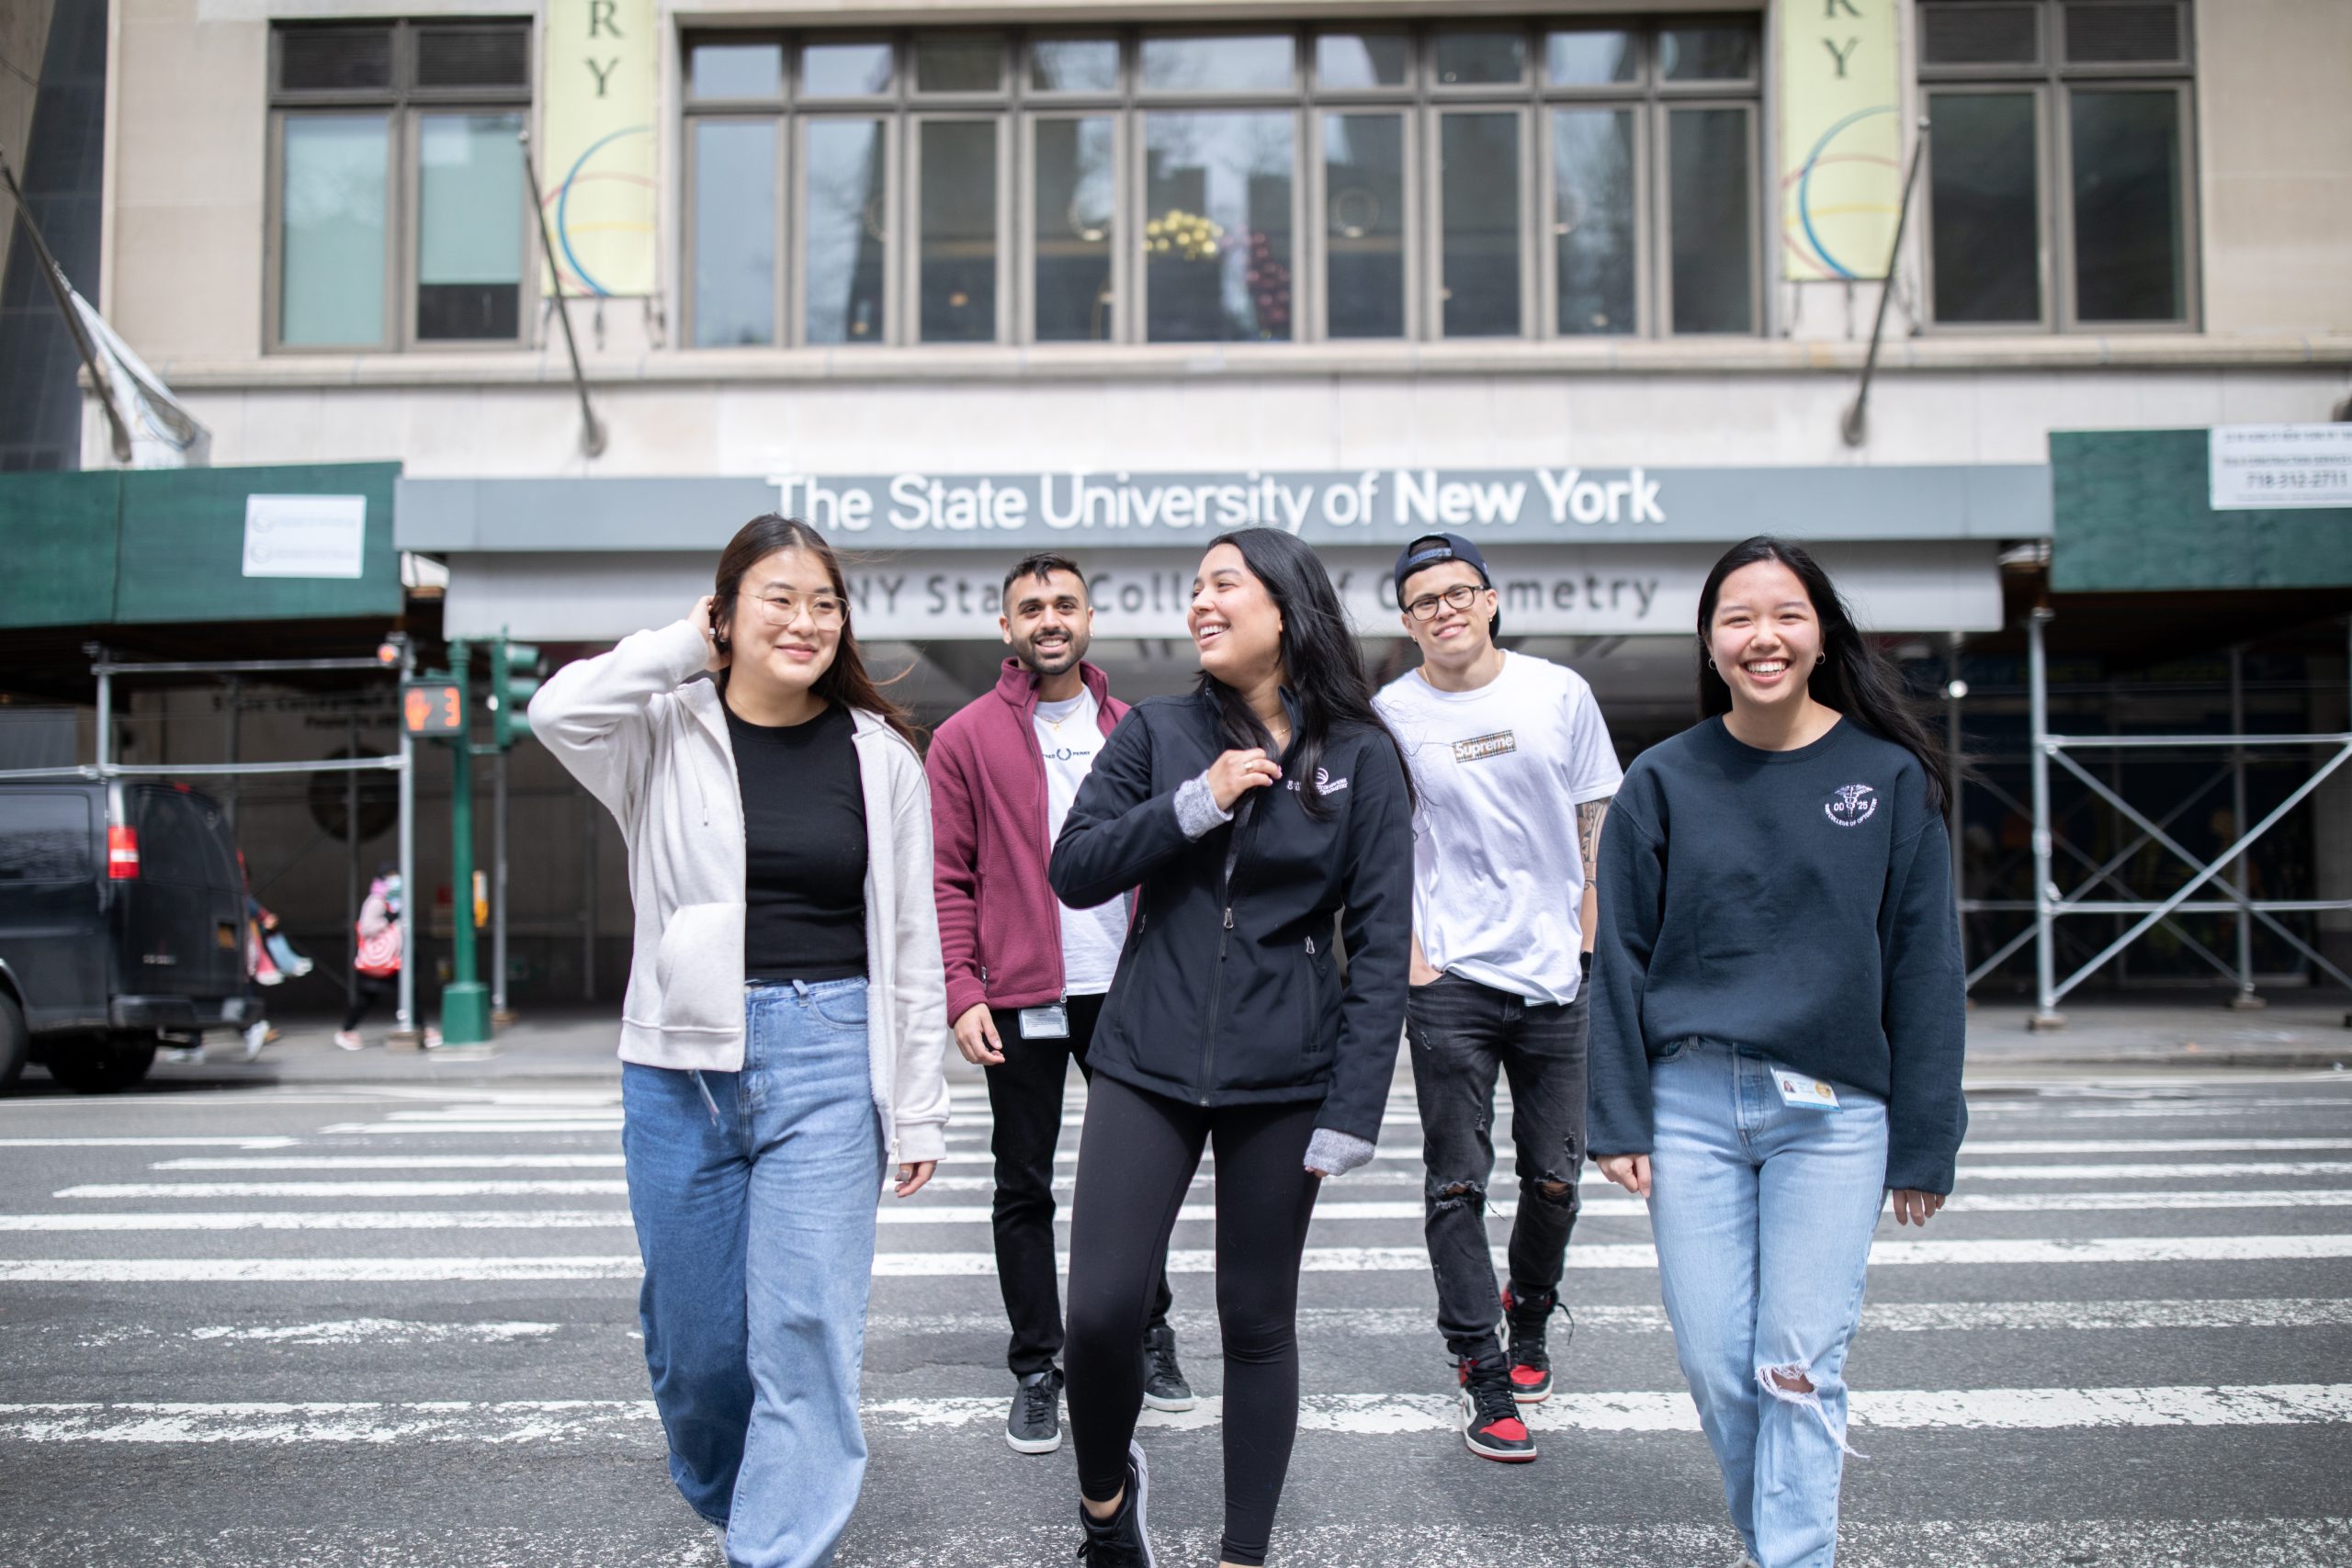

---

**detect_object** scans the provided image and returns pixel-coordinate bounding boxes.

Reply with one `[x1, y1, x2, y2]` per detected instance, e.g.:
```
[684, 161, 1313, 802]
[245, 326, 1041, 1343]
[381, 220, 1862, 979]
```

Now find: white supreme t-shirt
[1035, 691, 1130, 996]
[1374, 651, 1623, 1005]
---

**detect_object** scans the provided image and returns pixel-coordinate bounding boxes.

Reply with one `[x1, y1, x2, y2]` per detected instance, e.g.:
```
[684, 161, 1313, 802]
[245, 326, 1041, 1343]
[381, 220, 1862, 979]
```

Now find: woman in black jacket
[1049, 528, 1415, 1568]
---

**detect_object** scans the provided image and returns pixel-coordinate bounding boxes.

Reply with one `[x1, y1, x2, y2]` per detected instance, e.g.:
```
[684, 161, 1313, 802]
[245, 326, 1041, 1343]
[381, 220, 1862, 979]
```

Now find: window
[679, 19, 1761, 348]
[0, 793, 91, 883]
[1919, 0, 2195, 330]
[268, 21, 533, 352]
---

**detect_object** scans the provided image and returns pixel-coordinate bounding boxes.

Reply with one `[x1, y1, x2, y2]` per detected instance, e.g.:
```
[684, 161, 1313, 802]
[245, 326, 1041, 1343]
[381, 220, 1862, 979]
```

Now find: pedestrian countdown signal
[401, 680, 465, 737]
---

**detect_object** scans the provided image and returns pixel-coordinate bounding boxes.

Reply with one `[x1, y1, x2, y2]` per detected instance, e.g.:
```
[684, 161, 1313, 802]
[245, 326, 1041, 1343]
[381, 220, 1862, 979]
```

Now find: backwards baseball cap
[1393, 532, 1500, 638]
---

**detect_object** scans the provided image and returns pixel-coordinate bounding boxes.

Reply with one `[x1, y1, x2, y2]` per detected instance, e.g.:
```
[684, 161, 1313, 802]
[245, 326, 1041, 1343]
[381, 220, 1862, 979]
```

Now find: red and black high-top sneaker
[1501, 1286, 1566, 1404]
[1457, 1354, 1538, 1461]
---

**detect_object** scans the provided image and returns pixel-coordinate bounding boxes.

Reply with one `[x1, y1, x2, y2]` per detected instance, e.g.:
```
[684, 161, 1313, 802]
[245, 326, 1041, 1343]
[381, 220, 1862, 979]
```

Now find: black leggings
[1065, 1074, 1321, 1568]
[341, 975, 391, 1032]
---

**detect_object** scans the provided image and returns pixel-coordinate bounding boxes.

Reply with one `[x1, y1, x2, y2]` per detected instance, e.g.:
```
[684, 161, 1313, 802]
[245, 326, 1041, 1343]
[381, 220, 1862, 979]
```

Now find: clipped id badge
[1018, 1003, 1070, 1041]
[1769, 1066, 1839, 1111]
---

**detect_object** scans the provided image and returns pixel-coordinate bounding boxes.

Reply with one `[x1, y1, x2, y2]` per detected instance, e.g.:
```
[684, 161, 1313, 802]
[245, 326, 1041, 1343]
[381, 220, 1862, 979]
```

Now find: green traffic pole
[440, 637, 491, 1044]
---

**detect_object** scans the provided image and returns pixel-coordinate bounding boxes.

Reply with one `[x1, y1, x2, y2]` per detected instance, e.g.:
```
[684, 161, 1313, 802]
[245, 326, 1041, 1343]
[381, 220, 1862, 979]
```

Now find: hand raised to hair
[693, 594, 729, 672]
[1205, 748, 1283, 812]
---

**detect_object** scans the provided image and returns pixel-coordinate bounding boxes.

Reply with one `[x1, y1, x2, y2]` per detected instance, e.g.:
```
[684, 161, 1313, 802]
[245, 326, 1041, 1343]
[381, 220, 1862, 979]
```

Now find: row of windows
[263, 4, 2201, 355]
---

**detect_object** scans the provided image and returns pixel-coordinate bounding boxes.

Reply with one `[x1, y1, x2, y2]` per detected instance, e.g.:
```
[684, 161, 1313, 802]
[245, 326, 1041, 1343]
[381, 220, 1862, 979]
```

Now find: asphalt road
[3, 1064, 2350, 1567]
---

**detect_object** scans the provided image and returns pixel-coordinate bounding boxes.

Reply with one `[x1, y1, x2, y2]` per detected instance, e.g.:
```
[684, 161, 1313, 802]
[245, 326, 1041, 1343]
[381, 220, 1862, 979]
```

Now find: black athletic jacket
[1048, 688, 1414, 1145]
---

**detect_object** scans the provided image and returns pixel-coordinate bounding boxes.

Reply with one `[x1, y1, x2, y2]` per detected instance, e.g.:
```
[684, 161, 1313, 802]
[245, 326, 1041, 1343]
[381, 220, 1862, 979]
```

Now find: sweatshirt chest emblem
[1452, 730, 1517, 763]
[1825, 783, 1879, 829]
[1285, 768, 1351, 795]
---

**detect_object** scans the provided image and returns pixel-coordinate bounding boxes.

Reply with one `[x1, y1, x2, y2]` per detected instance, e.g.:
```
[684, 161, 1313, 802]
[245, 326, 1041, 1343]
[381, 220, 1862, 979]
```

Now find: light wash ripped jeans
[621, 977, 886, 1568]
[1646, 1038, 1889, 1568]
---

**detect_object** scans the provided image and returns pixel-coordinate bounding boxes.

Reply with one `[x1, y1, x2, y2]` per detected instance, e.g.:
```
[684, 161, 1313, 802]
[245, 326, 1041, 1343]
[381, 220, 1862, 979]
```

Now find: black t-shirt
[725, 701, 868, 983]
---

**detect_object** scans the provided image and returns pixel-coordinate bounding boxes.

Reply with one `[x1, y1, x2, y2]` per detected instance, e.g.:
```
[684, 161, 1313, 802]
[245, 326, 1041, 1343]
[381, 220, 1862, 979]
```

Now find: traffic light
[401, 679, 466, 737]
[489, 633, 544, 749]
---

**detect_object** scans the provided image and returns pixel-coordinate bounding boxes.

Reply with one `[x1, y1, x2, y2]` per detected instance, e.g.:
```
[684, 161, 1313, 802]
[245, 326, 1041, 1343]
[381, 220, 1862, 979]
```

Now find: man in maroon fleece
[928, 551, 1190, 1457]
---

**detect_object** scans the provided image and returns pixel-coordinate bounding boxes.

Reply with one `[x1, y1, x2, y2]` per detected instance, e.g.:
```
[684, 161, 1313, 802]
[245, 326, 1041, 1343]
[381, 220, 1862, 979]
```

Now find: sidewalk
[91, 990, 2352, 1093]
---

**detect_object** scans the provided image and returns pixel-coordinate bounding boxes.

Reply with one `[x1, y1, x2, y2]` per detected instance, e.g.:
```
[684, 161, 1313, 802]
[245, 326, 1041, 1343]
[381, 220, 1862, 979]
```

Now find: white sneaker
[333, 1030, 365, 1052]
[163, 1044, 205, 1066]
[242, 1021, 270, 1060]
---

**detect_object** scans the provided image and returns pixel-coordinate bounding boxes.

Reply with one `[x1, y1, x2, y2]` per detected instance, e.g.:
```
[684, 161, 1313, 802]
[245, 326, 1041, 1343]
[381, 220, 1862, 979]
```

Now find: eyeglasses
[742, 592, 845, 628]
[1404, 583, 1484, 621]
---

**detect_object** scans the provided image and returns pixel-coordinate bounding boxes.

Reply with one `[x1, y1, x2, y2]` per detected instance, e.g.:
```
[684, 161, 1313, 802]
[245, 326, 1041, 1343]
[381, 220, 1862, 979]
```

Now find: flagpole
[0, 143, 135, 464]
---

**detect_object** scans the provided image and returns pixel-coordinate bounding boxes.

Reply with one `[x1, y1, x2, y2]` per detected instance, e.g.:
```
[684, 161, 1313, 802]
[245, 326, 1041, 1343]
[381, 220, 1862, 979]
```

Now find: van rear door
[120, 785, 243, 1008]
[0, 788, 107, 1029]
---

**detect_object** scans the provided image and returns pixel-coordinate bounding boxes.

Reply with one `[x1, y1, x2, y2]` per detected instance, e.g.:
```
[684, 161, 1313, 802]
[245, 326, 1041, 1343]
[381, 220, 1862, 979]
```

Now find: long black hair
[1194, 528, 1415, 819]
[1696, 536, 1952, 813]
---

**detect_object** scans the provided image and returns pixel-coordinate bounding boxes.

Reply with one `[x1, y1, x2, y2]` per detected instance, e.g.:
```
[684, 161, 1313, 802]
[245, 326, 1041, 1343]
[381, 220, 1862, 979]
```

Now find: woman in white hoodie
[530, 514, 949, 1568]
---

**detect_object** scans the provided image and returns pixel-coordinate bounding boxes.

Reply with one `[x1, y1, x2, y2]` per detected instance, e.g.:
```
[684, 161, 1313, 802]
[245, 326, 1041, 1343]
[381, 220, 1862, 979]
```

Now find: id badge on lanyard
[1018, 1003, 1069, 1040]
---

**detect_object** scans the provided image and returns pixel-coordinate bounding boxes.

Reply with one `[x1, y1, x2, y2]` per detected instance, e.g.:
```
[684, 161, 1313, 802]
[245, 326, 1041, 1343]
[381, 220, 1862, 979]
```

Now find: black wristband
[1579, 950, 1594, 980]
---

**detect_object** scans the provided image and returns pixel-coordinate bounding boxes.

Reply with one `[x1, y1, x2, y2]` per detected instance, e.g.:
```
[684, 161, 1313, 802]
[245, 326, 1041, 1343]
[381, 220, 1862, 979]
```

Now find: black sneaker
[1501, 1285, 1565, 1404]
[1075, 1441, 1156, 1567]
[1140, 1322, 1194, 1413]
[1008, 1367, 1064, 1455]
[1458, 1354, 1538, 1462]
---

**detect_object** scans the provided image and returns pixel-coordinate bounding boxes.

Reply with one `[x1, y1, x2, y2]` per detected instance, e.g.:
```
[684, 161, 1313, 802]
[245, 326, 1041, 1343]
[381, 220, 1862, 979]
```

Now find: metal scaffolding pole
[345, 717, 360, 1016]
[2028, 607, 2064, 1031]
[492, 749, 511, 1024]
[1946, 633, 1965, 967]
[2228, 646, 2262, 1008]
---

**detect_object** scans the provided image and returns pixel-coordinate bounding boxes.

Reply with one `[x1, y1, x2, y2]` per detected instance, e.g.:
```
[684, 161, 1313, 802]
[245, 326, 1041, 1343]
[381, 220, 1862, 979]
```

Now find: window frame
[264, 19, 536, 356]
[677, 17, 1764, 350]
[1917, 0, 2199, 334]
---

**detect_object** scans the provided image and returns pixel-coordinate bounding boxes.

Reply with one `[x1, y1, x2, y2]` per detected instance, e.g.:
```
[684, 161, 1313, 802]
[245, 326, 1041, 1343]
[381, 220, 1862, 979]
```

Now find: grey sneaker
[1008, 1367, 1063, 1455]
[1141, 1323, 1194, 1413]
[1075, 1441, 1155, 1568]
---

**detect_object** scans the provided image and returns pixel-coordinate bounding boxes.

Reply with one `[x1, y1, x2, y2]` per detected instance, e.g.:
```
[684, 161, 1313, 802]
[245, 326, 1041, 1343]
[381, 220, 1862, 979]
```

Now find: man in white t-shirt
[927, 552, 1188, 1458]
[1372, 532, 1623, 1465]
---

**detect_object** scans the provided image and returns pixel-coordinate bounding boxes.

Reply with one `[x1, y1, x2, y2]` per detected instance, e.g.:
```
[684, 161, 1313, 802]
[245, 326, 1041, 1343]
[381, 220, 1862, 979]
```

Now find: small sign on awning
[2209, 425, 2352, 512]
[243, 494, 368, 578]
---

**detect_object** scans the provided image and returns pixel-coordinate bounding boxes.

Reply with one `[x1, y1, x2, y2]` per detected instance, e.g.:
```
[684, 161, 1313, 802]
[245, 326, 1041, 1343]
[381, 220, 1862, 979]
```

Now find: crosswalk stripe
[867, 1296, 2352, 1338]
[1958, 1161, 2352, 1180]
[0, 1138, 300, 1150]
[318, 1122, 626, 1135]
[6, 1233, 2347, 1283]
[3, 1384, 2343, 1444]
[19, 1187, 2352, 1235]
[149, 1156, 628, 1171]
[56, 1181, 632, 1200]
[1962, 1138, 2352, 1154]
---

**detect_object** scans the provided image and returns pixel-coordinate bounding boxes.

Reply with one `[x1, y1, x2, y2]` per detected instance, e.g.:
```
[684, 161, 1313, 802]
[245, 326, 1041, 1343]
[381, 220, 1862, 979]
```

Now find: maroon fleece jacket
[928, 658, 1128, 1022]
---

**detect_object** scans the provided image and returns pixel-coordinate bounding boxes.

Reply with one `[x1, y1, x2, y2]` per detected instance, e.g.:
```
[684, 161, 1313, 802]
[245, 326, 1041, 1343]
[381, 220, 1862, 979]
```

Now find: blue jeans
[621, 978, 886, 1568]
[1645, 1040, 1889, 1568]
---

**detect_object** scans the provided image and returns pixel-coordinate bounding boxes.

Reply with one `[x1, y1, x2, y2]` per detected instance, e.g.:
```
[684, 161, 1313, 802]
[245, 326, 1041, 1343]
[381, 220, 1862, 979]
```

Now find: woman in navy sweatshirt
[1587, 536, 1966, 1568]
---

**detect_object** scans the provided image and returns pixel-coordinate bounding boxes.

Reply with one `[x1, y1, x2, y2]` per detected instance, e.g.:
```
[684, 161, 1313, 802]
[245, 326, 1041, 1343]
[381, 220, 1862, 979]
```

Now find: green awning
[0, 463, 401, 628]
[2051, 428, 2352, 592]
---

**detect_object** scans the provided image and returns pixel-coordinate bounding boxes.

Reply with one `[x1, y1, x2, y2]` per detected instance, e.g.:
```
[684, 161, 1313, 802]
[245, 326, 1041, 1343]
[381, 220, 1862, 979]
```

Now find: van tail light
[107, 825, 141, 879]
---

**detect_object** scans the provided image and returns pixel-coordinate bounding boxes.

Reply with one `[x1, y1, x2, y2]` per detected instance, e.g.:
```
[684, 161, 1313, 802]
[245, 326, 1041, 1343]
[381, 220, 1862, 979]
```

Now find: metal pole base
[492, 1008, 516, 1028]
[2225, 991, 2268, 1010]
[2027, 1010, 2068, 1034]
[440, 982, 493, 1046]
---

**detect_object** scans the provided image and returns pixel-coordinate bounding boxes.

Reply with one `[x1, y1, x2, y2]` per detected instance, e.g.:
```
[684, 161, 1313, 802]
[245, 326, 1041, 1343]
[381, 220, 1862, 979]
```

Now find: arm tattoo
[1577, 797, 1611, 882]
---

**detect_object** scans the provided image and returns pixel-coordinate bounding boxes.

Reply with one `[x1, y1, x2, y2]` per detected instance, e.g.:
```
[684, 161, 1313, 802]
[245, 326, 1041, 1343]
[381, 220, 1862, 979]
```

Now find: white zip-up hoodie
[529, 618, 950, 1166]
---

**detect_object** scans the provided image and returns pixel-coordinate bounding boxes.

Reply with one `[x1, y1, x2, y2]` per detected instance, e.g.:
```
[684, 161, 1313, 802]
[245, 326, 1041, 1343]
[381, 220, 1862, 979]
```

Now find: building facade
[55, 0, 2352, 1005]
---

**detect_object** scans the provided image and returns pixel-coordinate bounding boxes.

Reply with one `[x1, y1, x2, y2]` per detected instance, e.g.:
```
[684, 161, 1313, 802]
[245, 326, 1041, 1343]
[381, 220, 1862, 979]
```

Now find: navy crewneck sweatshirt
[1586, 716, 1968, 1193]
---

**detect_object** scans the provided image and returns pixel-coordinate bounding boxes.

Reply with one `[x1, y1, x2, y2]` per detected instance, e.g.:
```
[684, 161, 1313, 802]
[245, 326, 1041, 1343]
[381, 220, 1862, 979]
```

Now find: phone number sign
[2210, 424, 2352, 512]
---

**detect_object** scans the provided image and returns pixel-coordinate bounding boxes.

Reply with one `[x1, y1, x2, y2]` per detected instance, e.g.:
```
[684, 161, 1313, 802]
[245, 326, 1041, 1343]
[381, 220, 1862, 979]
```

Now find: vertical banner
[539, 0, 658, 298]
[1780, 0, 1905, 282]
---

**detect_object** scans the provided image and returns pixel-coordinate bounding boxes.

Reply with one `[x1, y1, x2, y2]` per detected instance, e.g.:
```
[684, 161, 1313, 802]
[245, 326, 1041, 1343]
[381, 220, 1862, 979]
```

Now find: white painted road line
[869, 1296, 2352, 1338]
[56, 1180, 632, 1201]
[18, 1188, 2352, 1235]
[0, 1211, 635, 1233]
[5, 1384, 2344, 1444]
[0, 1138, 300, 1150]
[186, 1320, 560, 1346]
[1964, 1138, 2352, 1154]
[149, 1156, 628, 1171]
[317, 1122, 626, 1135]
[7, 1233, 2350, 1282]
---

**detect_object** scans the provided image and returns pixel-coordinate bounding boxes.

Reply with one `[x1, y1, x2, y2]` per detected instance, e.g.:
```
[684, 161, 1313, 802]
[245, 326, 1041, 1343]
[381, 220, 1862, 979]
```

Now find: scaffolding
[1977, 611, 2352, 1029]
[0, 647, 422, 1034]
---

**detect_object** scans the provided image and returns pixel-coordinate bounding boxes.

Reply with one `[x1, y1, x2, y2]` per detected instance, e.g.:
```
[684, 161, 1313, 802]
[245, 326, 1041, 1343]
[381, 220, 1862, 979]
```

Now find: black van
[0, 779, 258, 1092]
